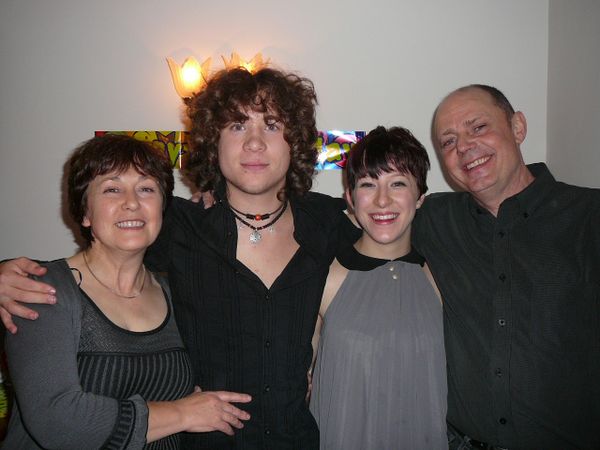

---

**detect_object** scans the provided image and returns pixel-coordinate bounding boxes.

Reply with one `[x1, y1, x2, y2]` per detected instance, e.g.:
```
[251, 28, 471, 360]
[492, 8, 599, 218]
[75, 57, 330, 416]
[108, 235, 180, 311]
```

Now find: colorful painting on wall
[95, 130, 365, 170]
[95, 131, 190, 169]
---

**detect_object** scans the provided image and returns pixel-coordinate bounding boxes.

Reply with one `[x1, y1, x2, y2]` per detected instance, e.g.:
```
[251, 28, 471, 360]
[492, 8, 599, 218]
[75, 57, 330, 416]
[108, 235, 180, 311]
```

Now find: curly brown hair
[184, 67, 318, 198]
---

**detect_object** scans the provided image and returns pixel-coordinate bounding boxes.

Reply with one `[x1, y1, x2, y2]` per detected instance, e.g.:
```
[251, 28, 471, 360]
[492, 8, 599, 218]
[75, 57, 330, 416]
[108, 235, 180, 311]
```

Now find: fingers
[190, 192, 202, 204]
[213, 391, 252, 403]
[0, 307, 18, 334]
[221, 411, 244, 429]
[0, 261, 56, 305]
[4, 300, 41, 320]
[200, 191, 216, 208]
[213, 408, 248, 435]
[10, 257, 47, 277]
[1, 279, 56, 303]
[214, 420, 235, 436]
[221, 403, 251, 421]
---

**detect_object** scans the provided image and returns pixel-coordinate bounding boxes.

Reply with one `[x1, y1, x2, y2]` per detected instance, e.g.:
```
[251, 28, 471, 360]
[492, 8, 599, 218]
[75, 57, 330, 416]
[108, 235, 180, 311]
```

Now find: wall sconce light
[167, 53, 268, 100]
[221, 52, 268, 73]
[166, 56, 212, 100]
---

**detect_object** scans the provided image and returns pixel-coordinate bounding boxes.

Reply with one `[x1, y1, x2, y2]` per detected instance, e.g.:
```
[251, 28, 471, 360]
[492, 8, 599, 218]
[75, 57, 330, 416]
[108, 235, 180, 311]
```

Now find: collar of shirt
[337, 244, 425, 271]
[467, 163, 556, 221]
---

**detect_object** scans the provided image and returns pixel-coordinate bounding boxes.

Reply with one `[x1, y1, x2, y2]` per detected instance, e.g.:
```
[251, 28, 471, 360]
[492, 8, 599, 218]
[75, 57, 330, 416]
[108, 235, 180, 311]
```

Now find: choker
[229, 202, 284, 221]
[82, 251, 146, 299]
[231, 200, 288, 244]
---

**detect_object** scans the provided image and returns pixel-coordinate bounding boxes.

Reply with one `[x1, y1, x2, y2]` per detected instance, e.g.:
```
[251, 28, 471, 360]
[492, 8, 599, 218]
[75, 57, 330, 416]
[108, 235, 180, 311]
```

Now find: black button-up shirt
[146, 190, 346, 450]
[414, 163, 600, 449]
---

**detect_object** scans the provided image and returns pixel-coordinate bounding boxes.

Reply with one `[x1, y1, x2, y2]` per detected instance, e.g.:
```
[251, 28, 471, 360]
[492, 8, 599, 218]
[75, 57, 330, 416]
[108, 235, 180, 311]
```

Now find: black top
[146, 189, 347, 450]
[78, 288, 193, 449]
[413, 163, 600, 449]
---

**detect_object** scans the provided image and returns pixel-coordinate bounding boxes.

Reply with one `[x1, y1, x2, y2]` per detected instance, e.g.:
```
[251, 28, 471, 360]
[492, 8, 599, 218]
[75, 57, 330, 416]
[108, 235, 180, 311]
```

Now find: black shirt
[413, 163, 600, 449]
[146, 190, 346, 450]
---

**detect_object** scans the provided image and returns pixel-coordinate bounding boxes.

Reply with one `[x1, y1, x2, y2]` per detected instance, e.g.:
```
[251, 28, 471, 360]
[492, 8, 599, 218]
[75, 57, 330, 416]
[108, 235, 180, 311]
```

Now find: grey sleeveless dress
[310, 247, 447, 449]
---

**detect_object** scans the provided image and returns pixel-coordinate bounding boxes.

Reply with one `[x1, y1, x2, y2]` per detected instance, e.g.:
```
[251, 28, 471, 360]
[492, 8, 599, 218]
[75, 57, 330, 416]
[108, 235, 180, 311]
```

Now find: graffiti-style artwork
[315, 130, 366, 170]
[95, 130, 365, 170]
[95, 131, 190, 169]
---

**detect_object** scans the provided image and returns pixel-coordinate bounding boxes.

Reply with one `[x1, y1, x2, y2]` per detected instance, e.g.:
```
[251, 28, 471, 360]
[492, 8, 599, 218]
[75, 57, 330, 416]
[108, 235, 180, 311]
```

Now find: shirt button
[523, 212, 529, 218]
[499, 417, 507, 425]
[499, 273, 506, 282]
[494, 368, 503, 377]
[498, 319, 506, 327]
[265, 294, 270, 301]
[265, 429, 271, 435]
[264, 385, 271, 392]
[392, 274, 398, 280]
[265, 340, 271, 348]
[498, 231, 505, 238]
[389, 266, 395, 271]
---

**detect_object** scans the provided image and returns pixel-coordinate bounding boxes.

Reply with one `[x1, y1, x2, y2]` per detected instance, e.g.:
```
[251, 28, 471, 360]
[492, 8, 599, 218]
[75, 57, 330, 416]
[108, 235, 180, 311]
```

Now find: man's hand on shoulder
[0, 257, 56, 334]
[190, 191, 215, 208]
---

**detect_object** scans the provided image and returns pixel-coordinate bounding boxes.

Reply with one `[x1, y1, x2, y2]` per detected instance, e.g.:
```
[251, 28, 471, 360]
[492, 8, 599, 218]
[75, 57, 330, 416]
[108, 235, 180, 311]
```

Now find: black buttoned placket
[489, 200, 521, 442]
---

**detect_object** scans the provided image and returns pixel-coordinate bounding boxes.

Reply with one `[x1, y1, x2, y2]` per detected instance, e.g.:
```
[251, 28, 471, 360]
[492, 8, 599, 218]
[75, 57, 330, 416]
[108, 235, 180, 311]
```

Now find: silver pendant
[249, 229, 262, 244]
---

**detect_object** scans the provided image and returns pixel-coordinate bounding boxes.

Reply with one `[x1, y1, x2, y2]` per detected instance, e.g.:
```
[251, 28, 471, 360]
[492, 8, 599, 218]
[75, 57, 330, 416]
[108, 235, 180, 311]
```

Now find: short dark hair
[67, 134, 174, 247]
[458, 84, 515, 121]
[184, 67, 318, 198]
[346, 126, 430, 196]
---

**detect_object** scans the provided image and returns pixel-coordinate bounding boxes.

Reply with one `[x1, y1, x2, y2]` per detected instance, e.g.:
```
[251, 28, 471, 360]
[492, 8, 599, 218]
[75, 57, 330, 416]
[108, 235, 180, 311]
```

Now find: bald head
[433, 85, 515, 145]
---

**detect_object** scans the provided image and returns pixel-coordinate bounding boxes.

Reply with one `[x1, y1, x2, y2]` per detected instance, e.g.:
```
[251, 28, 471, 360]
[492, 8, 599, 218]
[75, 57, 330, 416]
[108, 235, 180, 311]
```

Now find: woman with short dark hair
[310, 126, 447, 449]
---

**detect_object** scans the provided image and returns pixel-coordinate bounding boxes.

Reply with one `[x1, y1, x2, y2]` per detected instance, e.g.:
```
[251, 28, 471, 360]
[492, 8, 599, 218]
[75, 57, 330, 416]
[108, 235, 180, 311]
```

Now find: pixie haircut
[67, 134, 174, 247]
[184, 67, 318, 198]
[346, 126, 430, 196]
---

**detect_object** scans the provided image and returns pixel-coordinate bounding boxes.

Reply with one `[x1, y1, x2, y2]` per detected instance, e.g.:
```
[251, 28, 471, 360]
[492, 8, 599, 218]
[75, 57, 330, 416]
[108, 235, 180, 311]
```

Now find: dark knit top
[77, 289, 194, 449]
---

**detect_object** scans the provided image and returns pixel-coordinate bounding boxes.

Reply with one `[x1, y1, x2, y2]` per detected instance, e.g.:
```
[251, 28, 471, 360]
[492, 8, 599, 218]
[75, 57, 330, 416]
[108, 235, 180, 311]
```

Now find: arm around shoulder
[0, 257, 58, 333]
[5, 261, 148, 449]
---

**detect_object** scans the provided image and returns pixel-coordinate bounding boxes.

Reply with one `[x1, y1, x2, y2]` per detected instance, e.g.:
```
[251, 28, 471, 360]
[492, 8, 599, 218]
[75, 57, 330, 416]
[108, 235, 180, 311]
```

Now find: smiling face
[82, 166, 163, 255]
[218, 109, 291, 205]
[347, 169, 424, 259]
[434, 88, 530, 207]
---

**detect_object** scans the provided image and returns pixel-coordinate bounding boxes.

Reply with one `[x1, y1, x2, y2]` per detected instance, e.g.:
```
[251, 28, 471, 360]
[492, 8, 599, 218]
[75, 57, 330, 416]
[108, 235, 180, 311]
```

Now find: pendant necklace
[230, 200, 288, 244]
[82, 251, 146, 299]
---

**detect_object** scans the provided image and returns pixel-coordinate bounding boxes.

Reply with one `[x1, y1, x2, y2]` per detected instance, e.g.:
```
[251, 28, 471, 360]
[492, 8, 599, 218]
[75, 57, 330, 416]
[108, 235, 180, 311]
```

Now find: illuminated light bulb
[166, 56, 212, 99]
[181, 59, 202, 88]
[221, 52, 268, 73]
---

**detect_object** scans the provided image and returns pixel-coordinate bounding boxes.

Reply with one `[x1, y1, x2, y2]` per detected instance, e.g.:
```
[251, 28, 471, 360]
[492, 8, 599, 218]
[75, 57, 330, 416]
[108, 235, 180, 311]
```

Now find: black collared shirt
[413, 163, 600, 449]
[146, 190, 347, 450]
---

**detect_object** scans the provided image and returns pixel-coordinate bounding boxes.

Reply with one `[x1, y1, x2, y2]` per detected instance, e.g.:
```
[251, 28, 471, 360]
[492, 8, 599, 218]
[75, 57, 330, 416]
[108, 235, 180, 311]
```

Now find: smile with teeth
[465, 155, 491, 171]
[370, 213, 398, 222]
[116, 220, 145, 229]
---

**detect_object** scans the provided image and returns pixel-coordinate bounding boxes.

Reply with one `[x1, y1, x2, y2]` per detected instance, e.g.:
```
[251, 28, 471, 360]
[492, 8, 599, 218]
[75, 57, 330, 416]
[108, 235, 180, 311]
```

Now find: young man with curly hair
[0, 67, 349, 450]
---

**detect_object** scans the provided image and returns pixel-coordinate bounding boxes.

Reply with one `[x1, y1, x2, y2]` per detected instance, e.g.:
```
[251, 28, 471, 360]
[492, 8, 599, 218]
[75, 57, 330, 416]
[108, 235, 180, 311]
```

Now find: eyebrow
[100, 173, 150, 183]
[464, 116, 481, 126]
[439, 115, 483, 137]
[263, 114, 282, 123]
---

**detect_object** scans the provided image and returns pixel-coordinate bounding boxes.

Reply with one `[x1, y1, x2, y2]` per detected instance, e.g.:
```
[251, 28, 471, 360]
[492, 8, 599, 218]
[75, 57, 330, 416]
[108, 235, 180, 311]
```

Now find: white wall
[1, 0, 549, 260]
[547, 0, 600, 188]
